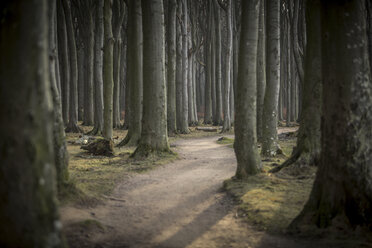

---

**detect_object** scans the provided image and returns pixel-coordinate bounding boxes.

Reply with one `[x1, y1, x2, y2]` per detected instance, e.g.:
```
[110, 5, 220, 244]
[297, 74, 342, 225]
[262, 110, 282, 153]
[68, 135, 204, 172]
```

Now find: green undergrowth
[62, 124, 178, 206]
[219, 129, 316, 234]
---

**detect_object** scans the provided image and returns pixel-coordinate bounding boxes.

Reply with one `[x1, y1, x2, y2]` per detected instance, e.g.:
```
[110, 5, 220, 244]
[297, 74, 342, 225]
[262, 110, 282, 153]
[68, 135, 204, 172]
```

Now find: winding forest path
[62, 134, 309, 248]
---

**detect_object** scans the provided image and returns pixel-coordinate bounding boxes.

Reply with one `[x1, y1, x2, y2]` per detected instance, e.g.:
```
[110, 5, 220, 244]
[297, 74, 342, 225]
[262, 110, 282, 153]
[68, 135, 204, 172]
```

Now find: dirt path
[62, 134, 308, 248]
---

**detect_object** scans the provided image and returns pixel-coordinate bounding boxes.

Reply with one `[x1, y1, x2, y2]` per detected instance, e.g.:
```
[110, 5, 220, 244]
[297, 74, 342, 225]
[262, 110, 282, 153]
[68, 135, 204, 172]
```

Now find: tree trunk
[256, 0, 266, 142]
[49, 0, 70, 191]
[234, 0, 261, 179]
[290, 0, 372, 233]
[103, 0, 114, 140]
[0, 1, 65, 246]
[167, 0, 177, 135]
[134, 0, 170, 157]
[57, 0, 70, 125]
[213, 1, 222, 126]
[88, 0, 104, 136]
[222, 0, 232, 133]
[261, 0, 281, 156]
[62, 0, 82, 133]
[118, 0, 143, 147]
[204, 2, 213, 124]
[181, 0, 190, 133]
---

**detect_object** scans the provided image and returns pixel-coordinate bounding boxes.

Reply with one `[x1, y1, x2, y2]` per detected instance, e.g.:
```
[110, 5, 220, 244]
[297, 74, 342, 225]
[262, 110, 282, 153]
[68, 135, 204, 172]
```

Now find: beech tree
[290, 0, 372, 232]
[0, 0, 64, 246]
[134, 0, 170, 157]
[234, 0, 261, 178]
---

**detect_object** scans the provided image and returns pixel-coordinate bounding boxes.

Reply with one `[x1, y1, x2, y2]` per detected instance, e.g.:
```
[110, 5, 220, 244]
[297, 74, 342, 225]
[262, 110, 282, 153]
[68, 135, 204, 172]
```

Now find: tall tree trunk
[118, 0, 143, 147]
[261, 0, 281, 156]
[290, 0, 372, 233]
[213, 1, 222, 126]
[167, 0, 177, 135]
[103, 0, 114, 140]
[57, 0, 70, 125]
[0, 1, 65, 246]
[234, 0, 261, 179]
[256, 0, 266, 142]
[181, 0, 190, 133]
[222, 0, 232, 133]
[88, 0, 104, 136]
[134, 0, 170, 157]
[49, 0, 70, 191]
[204, 1, 213, 124]
[62, 0, 82, 133]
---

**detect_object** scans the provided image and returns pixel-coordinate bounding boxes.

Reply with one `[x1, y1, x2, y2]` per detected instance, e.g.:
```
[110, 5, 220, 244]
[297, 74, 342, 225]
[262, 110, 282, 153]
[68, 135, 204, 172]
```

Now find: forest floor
[60, 125, 371, 248]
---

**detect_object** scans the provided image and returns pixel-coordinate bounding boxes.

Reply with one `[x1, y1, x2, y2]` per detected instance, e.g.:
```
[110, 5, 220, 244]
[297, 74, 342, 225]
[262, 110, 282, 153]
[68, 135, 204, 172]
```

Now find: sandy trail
[62, 133, 309, 248]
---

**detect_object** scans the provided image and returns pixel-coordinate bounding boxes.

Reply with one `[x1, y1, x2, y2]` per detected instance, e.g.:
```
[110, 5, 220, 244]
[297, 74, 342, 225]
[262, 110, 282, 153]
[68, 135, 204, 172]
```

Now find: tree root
[65, 123, 83, 133]
[132, 144, 172, 159]
[81, 138, 114, 157]
[86, 126, 103, 136]
[270, 149, 319, 173]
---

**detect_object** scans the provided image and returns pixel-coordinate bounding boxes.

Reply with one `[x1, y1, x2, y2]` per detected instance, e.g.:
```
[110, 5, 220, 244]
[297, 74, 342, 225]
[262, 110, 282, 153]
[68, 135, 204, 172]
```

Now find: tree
[49, 0, 70, 190]
[167, 0, 178, 135]
[271, 0, 321, 173]
[62, 0, 82, 133]
[290, 0, 372, 232]
[118, 0, 143, 146]
[234, 0, 261, 179]
[88, 0, 105, 136]
[181, 0, 190, 133]
[103, 0, 114, 140]
[221, 0, 232, 133]
[0, 1, 65, 246]
[261, 0, 281, 156]
[134, 0, 170, 157]
[213, 0, 223, 126]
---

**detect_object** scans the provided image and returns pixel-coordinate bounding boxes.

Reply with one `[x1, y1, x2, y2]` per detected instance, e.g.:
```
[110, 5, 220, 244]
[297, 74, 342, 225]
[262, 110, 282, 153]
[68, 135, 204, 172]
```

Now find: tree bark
[290, 0, 372, 233]
[261, 0, 281, 156]
[0, 1, 65, 246]
[167, 0, 177, 135]
[103, 0, 114, 140]
[234, 0, 262, 179]
[213, 0, 222, 126]
[134, 0, 170, 157]
[118, 0, 143, 147]
[181, 0, 190, 133]
[62, 0, 82, 133]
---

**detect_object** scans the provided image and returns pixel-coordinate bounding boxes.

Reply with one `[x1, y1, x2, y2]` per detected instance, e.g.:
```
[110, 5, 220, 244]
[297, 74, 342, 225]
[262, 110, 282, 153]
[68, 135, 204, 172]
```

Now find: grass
[62, 124, 178, 206]
[219, 128, 316, 234]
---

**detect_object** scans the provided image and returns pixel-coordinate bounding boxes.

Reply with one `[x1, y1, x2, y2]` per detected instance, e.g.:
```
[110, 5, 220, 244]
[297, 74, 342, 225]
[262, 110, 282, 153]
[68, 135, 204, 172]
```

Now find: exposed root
[81, 139, 114, 157]
[132, 144, 173, 159]
[270, 149, 319, 173]
[65, 123, 83, 133]
[86, 126, 103, 136]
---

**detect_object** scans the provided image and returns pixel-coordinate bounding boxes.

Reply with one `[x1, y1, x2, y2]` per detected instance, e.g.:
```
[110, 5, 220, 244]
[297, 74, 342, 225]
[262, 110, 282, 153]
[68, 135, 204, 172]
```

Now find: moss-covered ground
[218, 129, 317, 234]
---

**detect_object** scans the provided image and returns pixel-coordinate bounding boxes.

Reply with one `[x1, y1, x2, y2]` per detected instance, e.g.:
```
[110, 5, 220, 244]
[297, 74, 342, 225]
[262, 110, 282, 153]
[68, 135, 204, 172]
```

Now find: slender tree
[103, 0, 114, 140]
[0, 1, 65, 246]
[234, 0, 261, 178]
[261, 0, 281, 156]
[290, 0, 372, 233]
[167, 0, 178, 135]
[134, 0, 170, 157]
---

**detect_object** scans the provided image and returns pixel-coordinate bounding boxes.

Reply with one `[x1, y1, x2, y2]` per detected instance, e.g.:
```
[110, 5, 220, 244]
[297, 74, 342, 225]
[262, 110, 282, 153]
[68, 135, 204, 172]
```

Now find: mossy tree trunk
[103, 0, 114, 140]
[261, 0, 281, 156]
[134, 0, 170, 157]
[290, 0, 372, 232]
[271, 0, 321, 173]
[234, 0, 262, 179]
[0, 1, 65, 246]
[118, 0, 143, 147]
[49, 0, 70, 191]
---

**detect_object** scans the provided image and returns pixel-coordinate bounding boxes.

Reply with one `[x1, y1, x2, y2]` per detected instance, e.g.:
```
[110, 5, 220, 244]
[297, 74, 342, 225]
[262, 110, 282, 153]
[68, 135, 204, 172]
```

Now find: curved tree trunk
[0, 1, 65, 246]
[271, 0, 321, 173]
[134, 0, 170, 157]
[290, 0, 372, 233]
[234, 0, 261, 179]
